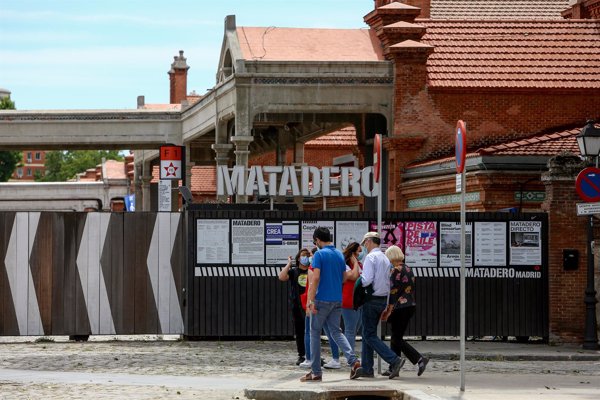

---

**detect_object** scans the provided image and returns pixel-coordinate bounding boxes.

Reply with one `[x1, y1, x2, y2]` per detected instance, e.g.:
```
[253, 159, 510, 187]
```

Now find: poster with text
[405, 221, 438, 267]
[440, 222, 472, 267]
[196, 219, 230, 264]
[301, 221, 335, 250]
[265, 221, 300, 265]
[368, 221, 404, 251]
[336, 221, 369, 251]
[509, 221, 542, 265]
[231, 219, 264, 265]
[474, 222, 507, 266]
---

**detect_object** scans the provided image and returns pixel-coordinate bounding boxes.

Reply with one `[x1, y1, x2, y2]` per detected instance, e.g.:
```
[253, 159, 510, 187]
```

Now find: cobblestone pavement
[0, 336, 599, 399]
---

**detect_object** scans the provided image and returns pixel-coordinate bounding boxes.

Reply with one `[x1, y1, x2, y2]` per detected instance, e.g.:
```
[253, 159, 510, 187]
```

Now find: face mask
[308, 256, 313, 265]
[358, 247, 367, 261]
[300, 256, 310, 266]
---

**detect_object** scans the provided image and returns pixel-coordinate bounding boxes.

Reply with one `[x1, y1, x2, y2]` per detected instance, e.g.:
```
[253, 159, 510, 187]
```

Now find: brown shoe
[350, 361, 361, 379]
[300, 372, 322, 382]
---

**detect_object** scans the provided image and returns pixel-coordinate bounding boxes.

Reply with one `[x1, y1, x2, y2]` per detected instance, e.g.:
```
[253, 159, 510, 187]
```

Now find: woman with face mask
[341, 242, 364, 351]
[278, 248, 311, 365]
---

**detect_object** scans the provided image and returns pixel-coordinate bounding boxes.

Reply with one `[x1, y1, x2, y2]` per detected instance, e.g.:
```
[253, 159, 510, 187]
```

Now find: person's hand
[308, 302, 318, 315]
[380, 305, 393, 321]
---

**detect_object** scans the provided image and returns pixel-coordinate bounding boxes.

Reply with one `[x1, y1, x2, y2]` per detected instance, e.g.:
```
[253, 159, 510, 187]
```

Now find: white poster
[474, 222, 507, 266]
[336, 221, 369, 251]
[158, 180, 172, 212]
[196, 219, 229, 264]
[231, 219, 264, 265]
[405, 221, 438, 267]
[301, 221, 335, 250]
[509, 221, 542, 265]
[266, 221, 300, 265]
[440, 222, 472, 267]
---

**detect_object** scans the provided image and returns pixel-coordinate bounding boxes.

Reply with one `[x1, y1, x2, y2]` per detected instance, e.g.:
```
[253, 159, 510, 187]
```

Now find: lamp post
[576, 120, 600, 350]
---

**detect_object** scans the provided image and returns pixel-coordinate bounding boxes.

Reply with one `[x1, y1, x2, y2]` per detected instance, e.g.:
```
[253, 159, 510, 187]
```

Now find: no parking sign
[576, 167, 600, 202]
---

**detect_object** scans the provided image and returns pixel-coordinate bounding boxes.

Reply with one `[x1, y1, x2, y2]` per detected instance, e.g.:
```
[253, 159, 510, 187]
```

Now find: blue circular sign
[576, 167, 600, 202]
[455, 120, 467, 173]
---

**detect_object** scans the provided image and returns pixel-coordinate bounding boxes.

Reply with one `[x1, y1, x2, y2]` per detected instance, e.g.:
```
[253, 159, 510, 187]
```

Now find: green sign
[408, 192, 480, 209]
[514, 191, 545, 202]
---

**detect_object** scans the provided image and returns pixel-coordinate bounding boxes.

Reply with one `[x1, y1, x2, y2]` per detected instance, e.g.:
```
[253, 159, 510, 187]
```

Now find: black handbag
[353, 276, 374, 310]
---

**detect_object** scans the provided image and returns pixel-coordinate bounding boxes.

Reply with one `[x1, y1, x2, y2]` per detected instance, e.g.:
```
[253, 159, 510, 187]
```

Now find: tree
[0, 97, 22, 182]
[38, 150, 124, 182]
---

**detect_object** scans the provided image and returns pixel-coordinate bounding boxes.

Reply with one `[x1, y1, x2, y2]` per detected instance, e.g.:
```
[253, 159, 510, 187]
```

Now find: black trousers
[388, 306, 421, 365]
[291, 304, 306, 357]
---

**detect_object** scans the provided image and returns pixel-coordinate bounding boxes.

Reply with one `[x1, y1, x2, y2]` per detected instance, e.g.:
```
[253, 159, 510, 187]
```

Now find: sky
[0, 0, 372, 110]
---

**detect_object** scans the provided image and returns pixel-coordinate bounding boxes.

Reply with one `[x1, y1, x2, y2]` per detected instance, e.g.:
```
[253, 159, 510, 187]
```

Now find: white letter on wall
[263, 166, 283, 196]
[217, 165, 245, 196]
[361, 166, 378, 197]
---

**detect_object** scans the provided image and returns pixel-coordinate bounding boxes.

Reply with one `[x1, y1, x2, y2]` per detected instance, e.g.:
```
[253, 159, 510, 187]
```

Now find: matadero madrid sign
[217, 165, 378, 197]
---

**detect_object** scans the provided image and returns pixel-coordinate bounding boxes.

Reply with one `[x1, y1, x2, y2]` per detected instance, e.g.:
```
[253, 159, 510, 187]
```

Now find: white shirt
[360, 247, 391, 296]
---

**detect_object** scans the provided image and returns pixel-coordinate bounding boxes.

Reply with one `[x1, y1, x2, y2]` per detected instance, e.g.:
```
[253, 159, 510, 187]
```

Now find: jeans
[310, 300, 358, 376]
[389, 306, 421, 365]
[304, 315, 339, 361]
[361, 297, 400, 375]
[341, 307, 362, 351]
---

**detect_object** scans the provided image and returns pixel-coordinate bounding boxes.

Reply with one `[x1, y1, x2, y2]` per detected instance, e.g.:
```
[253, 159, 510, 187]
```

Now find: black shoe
[388, 357, 406, 379]
[381, 369, 391, 377]
[320, 358, 325, 367]
[351, 366, 373, 379]
[296, 356, 305, 366]
[417, 357, 429, 376]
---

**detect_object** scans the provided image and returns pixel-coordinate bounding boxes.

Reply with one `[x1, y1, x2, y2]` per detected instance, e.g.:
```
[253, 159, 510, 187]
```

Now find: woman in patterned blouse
[381, 245, 429, 377]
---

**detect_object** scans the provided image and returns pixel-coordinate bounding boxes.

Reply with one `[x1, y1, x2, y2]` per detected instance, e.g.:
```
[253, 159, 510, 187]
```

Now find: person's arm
[343, 257, 360, 282]
[307, 268, 320, 314]
[278, 256, 293, 282]
[361, 253, 375, 287]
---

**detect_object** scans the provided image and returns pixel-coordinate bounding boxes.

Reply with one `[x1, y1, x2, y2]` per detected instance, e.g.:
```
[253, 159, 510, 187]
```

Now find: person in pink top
[341, 242, 363, 351]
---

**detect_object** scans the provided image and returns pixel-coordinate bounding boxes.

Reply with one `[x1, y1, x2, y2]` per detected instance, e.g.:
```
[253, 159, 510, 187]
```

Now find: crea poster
[404, 221, 437, 267]
[368, 221, 404, 251]
[265, 221, 300, 265]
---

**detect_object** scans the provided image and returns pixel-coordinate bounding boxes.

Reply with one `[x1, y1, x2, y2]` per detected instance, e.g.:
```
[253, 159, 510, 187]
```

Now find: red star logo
[164, 162, 179, 177]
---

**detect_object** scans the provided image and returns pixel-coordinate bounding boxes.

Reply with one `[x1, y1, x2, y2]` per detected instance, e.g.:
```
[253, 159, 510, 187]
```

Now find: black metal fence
[185, 211, 549, 339]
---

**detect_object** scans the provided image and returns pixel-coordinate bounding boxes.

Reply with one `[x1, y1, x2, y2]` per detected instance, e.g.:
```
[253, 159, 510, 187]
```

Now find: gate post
[541, 154, 589, 343]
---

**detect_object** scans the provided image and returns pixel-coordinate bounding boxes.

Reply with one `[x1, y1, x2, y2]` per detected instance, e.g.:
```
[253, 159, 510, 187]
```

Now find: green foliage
[37, 150, 124, 182]
[0, 96, 22, 182]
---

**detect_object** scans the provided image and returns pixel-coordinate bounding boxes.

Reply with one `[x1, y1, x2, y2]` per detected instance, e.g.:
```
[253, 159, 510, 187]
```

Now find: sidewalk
[0, 336, 598, 399]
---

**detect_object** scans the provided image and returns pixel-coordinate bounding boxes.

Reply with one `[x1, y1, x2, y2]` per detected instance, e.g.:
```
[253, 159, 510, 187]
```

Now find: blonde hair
[385, 245, 405, 263]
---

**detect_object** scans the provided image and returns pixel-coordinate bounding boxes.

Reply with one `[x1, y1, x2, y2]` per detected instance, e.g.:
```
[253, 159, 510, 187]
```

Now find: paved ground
[0, 336, 599, 399]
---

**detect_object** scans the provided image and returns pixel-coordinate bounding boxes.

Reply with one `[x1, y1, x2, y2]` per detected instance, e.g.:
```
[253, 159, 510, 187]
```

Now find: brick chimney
[168, 50, 190, 104]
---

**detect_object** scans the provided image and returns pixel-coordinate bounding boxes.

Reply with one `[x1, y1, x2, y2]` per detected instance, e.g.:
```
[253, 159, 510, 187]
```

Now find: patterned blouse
[388, 263, 416, 309]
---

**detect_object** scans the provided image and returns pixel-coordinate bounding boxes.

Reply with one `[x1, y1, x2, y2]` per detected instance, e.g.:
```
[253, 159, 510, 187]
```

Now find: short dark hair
[370, 237, 381, 246]
[313, 226, 332, 242]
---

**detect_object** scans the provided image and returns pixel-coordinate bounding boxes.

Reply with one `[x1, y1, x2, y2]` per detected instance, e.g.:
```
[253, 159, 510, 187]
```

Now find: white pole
[460, 168, 466, 391]
[376, 134, 383, 375]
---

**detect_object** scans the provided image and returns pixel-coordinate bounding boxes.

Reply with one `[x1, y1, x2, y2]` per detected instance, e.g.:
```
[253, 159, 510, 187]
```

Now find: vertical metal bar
[583, 215, 599, 349]
[460, 169, 466, 391]
[377, 134, 383, 375]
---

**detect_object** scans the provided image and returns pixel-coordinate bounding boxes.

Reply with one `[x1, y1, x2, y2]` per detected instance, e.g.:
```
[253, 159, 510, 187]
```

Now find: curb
[244, 387, 436, 400]
[423, 352, 600, 362]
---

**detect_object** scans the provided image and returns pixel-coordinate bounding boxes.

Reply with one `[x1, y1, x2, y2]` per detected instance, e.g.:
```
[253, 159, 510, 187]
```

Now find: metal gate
[185, 210, 549, 339]
[0, 212, 184, 336]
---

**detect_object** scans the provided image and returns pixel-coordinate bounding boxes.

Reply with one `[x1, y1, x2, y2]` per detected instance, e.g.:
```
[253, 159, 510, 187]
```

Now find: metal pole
[377, 134, 383, 375]
[460, 169, 466, 391]
[583, 215, 599, 349]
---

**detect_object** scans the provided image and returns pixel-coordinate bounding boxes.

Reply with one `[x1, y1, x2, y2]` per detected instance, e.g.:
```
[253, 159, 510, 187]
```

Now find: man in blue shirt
[353, 231, 405, 379]
[301, 227, 361, 382]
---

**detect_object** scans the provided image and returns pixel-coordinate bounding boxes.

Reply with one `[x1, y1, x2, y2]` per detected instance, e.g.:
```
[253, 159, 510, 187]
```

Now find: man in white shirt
[352, 232, 405, 379]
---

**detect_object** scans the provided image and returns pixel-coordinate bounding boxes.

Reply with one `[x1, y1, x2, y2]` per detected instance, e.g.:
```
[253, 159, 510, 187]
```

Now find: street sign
[455, 173, 462, 193]
[576, 167, 600, 202]
[160, 145, 184, 180]
[577, 202, 600, 216]
[455, 120, 467, 173]
[374, 134, 381, 183]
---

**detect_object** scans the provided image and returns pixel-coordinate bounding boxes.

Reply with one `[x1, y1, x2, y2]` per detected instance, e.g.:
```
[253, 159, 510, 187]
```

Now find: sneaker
[350, 366, 373, 379]
[417, 357, 429, 376]
[296, 356, 305, 366]
[388, 357, 406, 380]
[349, 361, 362, 379]
[299, 359, 312, 368]
[323, 359, 341, 369]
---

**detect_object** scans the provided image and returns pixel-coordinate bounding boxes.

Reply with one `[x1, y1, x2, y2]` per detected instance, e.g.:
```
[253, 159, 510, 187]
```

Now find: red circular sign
[374, 134, 381, 183]
[455, 120, 467, 173]
[576, 167, 600, 202]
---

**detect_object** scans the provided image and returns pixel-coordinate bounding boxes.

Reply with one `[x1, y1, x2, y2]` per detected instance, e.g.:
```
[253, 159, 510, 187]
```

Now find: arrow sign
[576, 167, 600, 203]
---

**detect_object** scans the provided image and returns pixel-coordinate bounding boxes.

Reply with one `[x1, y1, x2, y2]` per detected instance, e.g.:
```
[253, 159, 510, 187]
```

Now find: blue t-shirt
[312, 244, 345, 302]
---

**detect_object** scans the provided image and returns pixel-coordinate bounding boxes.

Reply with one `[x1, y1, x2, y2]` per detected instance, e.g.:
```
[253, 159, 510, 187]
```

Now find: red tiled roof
[237, 27, 384, 61]
[140, 104, 182, 110]
[429, 0, 571, 20]
[306, 127, 358, 147]
[421, 20, 600, 89]
[408, 125, 587, 168]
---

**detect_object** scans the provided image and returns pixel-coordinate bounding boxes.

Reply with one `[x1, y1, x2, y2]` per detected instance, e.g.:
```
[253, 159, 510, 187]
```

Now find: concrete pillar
[133, 164, 143, 212]
[294, 140, 305, 164]
[541, 154, 588, 343]
[212, 143, 233, 203]
[230, 135, 253, 203]
[141, 175, 152, 211]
